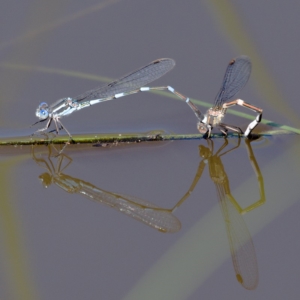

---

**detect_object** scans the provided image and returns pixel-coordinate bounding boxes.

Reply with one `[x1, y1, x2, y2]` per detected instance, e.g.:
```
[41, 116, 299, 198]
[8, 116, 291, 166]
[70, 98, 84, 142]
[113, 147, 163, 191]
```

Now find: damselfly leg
[32, 58, 195, 138]
[183, 56, 263, 138]
[32, 145, 181, 233]
[167, 139, 265, 289]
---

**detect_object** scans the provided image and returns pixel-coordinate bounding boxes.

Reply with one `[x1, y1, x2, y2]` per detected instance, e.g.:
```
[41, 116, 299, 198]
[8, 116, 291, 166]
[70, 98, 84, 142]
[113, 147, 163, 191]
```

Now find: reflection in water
[32, 145, 181, 233]
[174, 138, 265, 290]
[32, 139, 265, 289]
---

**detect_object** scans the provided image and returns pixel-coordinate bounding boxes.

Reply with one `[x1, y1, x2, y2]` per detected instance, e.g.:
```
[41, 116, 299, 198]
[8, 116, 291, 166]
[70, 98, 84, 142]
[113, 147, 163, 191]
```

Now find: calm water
[0, 1, 300, 299]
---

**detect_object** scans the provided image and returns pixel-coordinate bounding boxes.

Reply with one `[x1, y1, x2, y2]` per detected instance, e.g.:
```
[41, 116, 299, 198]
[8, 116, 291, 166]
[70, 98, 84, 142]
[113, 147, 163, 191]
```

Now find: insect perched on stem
[32, 56, 262, 139]
[183, 55, 263, 138]
[33, 58, 180, 137]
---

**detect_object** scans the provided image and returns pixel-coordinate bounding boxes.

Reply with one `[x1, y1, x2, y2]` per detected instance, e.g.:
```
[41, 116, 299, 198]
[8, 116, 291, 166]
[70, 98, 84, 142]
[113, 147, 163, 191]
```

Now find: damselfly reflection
[178, 56, 263, 138]
[32, 145, 181, 233]
[172, 139, 265, 290]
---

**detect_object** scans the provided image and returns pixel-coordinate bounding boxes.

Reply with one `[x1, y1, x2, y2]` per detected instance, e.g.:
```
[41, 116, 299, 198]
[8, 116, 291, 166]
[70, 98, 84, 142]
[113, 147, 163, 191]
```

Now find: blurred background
[0, 1, 300, 299]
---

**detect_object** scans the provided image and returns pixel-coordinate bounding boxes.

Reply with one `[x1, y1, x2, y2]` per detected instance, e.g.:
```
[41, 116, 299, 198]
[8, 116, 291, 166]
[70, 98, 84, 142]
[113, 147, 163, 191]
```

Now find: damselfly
[32, 145, 181, 233]
[181, 55, 263, 138]
[174, 139, 265, 289]
[33, 58, 186, 137]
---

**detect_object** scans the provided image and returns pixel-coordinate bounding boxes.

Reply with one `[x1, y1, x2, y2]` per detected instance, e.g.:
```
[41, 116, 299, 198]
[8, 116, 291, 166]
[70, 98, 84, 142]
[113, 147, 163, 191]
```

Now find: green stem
[0, 128, 297, 146]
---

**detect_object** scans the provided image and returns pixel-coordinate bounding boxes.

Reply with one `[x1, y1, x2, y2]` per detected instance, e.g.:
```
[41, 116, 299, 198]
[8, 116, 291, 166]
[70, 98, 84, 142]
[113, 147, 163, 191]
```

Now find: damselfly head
[36, 102, 49, 120]
[39, 173, 52, 188]
[199, 145, 211, 158]
[197, 122, 209, 135]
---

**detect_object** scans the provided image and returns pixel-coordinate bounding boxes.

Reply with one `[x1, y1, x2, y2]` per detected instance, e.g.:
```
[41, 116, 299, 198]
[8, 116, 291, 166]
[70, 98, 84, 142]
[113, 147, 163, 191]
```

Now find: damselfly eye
[36, 102, 49, 120]
[36, 109, 49, 119]
[39, 173, 52, 188]
[199, 145, 210, 158]
[197, 123, 208, 134]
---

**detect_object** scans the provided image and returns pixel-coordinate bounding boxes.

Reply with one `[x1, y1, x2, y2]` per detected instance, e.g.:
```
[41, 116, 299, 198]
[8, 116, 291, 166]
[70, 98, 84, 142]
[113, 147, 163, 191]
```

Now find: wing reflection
[32, 139, 265, 289]
[173, 138, 265, 290]
[32, 145, 181, 233]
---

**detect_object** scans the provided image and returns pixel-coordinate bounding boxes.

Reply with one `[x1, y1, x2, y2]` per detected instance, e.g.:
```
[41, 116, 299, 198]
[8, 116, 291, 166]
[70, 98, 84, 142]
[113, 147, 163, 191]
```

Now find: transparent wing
[214, 55, 251, 108]
[216, 183, 259, 290]
[77, 184, 181, 233]
[74, 58, 175, 102]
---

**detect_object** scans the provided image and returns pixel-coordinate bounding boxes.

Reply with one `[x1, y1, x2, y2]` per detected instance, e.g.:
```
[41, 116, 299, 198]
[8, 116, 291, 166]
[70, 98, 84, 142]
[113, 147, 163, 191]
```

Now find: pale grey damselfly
[33, 58, 187, 137]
